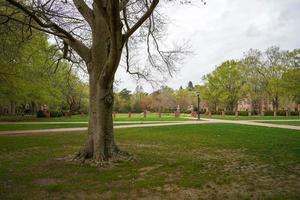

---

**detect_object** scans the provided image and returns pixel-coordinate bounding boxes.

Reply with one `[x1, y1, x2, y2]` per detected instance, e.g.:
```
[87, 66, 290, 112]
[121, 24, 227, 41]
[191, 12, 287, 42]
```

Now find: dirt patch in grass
[120, 142, 167, 150]
[138, 164, 163, 176]
[34, 178, 61, 186]
[191, 148, 247, 161]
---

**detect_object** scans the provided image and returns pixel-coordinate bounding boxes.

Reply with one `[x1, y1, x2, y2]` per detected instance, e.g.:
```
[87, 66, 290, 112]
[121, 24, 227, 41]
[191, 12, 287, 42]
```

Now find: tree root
[71, 148, 135, 167]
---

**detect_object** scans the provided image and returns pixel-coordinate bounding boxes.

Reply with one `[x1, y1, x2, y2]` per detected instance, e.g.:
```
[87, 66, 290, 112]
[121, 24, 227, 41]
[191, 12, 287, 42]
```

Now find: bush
[264, 111, 274, 116]
[238, 111, 248, 116]
[290, 111, 299, 116]
[251, 110, 259, 116]
[200, 110, 206, 114]
[50, 110, 63, 118]
[277, 110, 286, 116]
[37, 110, 46, 118]
[211, 111, 222, 115]
[225, 111, 235, 115]
[183, 110, 192, 114]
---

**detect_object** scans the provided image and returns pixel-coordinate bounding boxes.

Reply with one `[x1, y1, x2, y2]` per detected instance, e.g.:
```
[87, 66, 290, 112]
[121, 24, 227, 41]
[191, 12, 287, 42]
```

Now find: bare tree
[0, 0, 194, 163]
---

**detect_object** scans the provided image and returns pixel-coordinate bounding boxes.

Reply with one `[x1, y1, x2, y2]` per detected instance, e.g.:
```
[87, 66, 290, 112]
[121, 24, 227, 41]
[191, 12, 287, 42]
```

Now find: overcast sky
[115, 0, 300, 93]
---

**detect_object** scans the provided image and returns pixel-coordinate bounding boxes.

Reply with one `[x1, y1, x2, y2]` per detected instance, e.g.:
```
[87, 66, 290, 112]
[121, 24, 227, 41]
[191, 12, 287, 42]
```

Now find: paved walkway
[0, 121, 179, 125]
[0, 121, 216, 136]
[0, 118, 299, 136]
[251, 119, 300, 122]
[200, 118, 300, 131]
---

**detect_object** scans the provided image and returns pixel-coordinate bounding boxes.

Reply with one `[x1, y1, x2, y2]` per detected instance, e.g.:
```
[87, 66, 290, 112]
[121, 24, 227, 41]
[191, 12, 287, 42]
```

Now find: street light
[196, 91, 200, 120]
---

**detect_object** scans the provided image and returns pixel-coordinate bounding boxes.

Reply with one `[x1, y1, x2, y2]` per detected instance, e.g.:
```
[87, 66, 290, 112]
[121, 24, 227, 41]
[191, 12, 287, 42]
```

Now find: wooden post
[222, 111, 225, 117]
[261, 110, 264, 116]
[273, 111, 277, 116]
[128, 112, 131, 118]
[235, 111, 238, 117]
[286, 110, 290, 117]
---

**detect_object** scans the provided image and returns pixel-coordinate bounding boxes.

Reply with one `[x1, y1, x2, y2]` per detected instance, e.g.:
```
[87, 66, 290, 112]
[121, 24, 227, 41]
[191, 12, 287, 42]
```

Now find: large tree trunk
[75, 2, 126, 163]
[76, 67, 124, 162]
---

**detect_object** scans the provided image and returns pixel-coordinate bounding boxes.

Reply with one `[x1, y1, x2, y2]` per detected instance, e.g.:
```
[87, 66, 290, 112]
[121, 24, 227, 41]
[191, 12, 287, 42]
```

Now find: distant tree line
[201, 47, 300, 113]
[113, 82, 200, 113]
[1, 26, 298, 117]
[113, 47, 300, 114]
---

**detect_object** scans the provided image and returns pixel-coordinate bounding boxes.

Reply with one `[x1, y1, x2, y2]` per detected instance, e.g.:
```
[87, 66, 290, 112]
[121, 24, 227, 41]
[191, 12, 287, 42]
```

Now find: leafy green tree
[202, 60, 245, 111]
[281, 49, 300, 105]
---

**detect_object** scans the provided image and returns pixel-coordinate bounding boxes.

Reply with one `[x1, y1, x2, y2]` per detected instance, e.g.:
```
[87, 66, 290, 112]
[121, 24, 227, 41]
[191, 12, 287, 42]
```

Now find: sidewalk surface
[0, 118, 299, 135]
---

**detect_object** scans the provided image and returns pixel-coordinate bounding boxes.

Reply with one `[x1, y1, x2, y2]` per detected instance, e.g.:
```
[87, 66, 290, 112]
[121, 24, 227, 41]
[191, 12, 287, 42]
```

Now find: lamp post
[196, 91, 200, 120]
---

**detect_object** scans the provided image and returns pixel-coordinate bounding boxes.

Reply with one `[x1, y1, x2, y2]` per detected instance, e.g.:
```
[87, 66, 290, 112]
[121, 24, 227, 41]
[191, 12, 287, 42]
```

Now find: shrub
[290, 111, 299, 116]
[251, 110, 259, 116]
[200, 110, 206, 114]
[225, 111, 235, 115]
[211, 111, 222, 115]
[183, 110, 192, 114]
[238, 111, 248, 116]
[277, 110, 286, 116]
[37, 110, 46, 118]
[50, 110, 63, 118]
[264, 111, 274, 116]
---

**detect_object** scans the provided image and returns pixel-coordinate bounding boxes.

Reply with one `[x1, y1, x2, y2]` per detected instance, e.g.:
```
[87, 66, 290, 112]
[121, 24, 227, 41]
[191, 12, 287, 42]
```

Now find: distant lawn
[258, 121, 300, 126]
[209, 115, 300, 120]
[0, 122, 173, 131]
[113, 117, 190, 121]
[0, 124, 299, 199]
[0, 113, 191, 122]
[0, 115, 88, 122]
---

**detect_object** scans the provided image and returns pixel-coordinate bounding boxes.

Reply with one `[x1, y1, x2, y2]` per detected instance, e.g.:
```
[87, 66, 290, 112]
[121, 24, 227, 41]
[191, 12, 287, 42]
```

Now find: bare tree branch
[72, 0, 94, 27]
[5, 0, 92, 63]
[123, 0, 159, 42]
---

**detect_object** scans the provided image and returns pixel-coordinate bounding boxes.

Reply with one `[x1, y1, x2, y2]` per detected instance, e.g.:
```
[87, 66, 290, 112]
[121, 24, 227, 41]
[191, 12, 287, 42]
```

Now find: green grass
[210, 115, 300, 120]
[0, 123, 88, 131]
[113, 117, 190, 121]
[0, 122, 174, 131]
[0, 124, 299, 199]
[258, 121, 300, 126]
[0, 115, 88, 122]
[0, 113, 191, 122]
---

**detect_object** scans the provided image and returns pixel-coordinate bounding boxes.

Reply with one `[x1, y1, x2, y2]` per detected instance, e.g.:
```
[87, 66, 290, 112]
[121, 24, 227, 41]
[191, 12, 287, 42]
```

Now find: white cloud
[115, 0, 300, 92]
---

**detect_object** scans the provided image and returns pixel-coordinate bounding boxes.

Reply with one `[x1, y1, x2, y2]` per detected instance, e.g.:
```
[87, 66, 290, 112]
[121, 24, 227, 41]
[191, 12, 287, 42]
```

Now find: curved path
[0, 118, 299, 136]
[200, 118, 300, 130]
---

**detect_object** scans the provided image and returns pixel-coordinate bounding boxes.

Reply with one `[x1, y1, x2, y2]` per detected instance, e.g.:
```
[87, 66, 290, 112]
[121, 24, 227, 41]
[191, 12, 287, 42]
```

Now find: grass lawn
[209, 115, 300, 120]
[258, 121, 300, 126]
[0, 113, 191, 122]
[0, 115, 88, 122]
[0, 124, 299, 199]
[0, 122, 174, 131]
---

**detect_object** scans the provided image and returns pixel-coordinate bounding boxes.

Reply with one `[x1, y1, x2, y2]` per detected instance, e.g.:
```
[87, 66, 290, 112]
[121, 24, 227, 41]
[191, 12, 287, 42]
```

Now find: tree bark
[31, 101, 37, 115]
[76, 69, 123, 161]
[10, 101, 16, 116]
